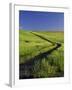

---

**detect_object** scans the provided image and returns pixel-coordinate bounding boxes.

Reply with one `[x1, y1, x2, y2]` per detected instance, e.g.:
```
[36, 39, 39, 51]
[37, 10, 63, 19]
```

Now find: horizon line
[19, 29, 64, 32]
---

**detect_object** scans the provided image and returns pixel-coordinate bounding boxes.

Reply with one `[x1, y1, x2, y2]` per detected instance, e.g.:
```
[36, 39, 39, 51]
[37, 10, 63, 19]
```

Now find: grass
[19, 30, 64, 79]
[19, 30, 53, 63]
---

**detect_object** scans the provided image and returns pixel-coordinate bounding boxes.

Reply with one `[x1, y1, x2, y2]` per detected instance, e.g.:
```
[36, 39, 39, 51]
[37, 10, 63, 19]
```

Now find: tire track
[31, 32, 55, 45]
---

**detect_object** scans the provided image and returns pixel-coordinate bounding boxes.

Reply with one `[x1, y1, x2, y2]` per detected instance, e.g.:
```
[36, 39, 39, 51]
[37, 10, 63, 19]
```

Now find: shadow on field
[19, 42, 61, 79]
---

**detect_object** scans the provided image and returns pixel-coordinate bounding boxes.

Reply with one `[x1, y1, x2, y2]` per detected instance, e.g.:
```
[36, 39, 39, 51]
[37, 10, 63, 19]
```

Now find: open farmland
[19, 30, 64, 79]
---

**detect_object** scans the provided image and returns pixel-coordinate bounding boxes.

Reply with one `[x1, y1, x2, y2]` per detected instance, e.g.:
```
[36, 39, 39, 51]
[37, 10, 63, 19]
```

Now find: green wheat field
[19, 30, 64, 79]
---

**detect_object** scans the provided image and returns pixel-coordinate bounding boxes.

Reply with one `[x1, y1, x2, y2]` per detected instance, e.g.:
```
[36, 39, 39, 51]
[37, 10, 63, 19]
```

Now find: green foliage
[19, 30, 64, 78]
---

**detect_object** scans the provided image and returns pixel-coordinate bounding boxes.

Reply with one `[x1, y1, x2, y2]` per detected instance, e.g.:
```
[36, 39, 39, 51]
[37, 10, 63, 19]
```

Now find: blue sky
[19, 10, 64, 31]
